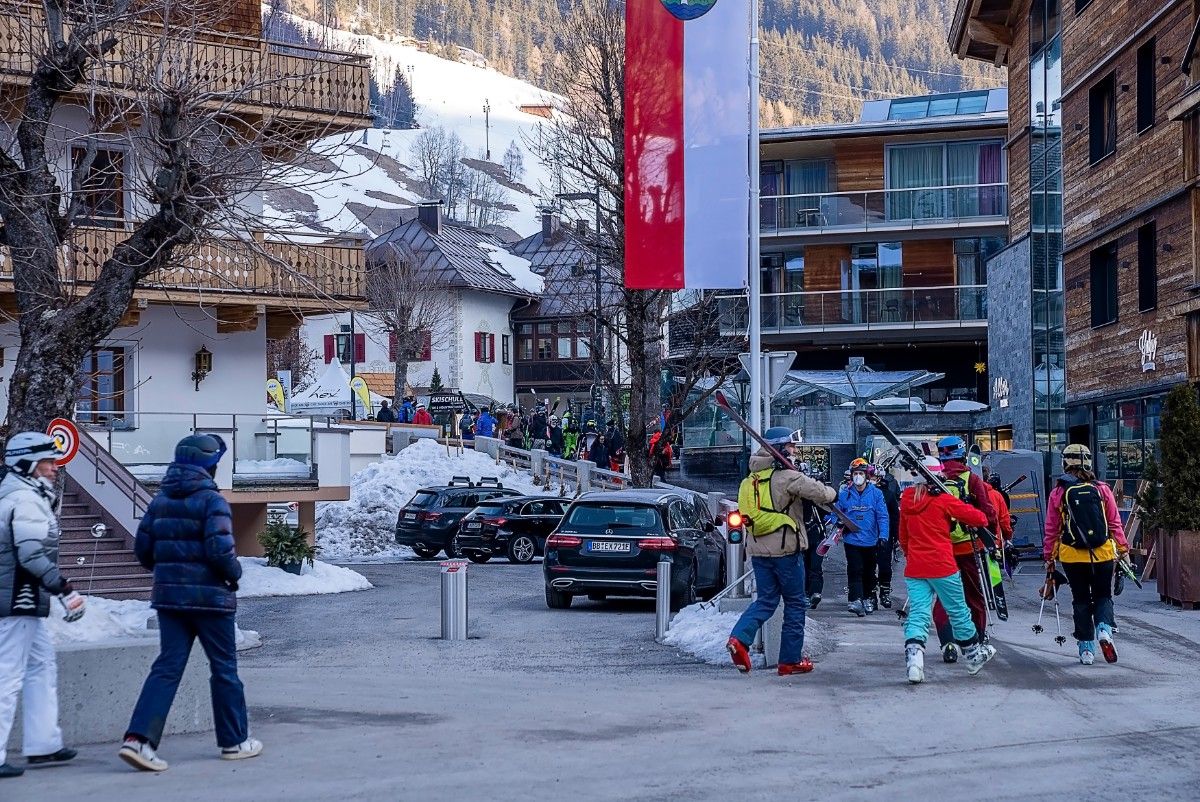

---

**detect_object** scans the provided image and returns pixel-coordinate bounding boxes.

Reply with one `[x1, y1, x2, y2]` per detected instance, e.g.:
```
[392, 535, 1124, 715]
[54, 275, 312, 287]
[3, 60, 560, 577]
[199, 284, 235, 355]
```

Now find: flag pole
[747, 0, 763, 433]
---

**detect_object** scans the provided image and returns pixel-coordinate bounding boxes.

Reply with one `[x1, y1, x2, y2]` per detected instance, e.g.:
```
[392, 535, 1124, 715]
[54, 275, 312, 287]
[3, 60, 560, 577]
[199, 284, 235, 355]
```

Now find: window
[1138, 222, 1157, 311]
[557, 336, 572, 359]
[536, 335, 552, 360]
[1137, 38, 1156, 133]
[1089, 74, 1117, 164]
[519, 337, 533, 361]
[1089, 242, 1118, 327]
[885, 141, 1004, 219]
[71, 146, 125, 226]
[502, 334, 511, 364]
[77, 348, 126, 422]
[473, 332, 496, 363]
[324, 331, 364, 364]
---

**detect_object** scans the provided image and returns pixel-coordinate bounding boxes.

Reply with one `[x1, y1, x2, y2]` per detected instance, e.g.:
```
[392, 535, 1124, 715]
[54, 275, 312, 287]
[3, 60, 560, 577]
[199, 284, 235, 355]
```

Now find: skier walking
[475, 407, 497, 439]
[1043, 444, 1129, 665]
[0, 433, 84, 779]
[727, 428, 837, 675]
[836, 458, 889, 617]
[120, 435, 261, 772]
[871, 465, 901, 609]
[899, 457, 996, 682]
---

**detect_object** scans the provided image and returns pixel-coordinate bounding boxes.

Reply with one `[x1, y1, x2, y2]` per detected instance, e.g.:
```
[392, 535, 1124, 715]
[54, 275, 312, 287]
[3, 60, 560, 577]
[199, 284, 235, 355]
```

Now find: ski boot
[864, 596, 875, 615]
[905, 642, 925, 684]
[941, 643, 959, 664]
[848, 600, 867, 618]
[879, 584, 893, 609]
[963, 641, 996, 676]
[1097, 623, 1118, 664]
[808, 593, 822, 611]
[1077, 640, 1096, 666]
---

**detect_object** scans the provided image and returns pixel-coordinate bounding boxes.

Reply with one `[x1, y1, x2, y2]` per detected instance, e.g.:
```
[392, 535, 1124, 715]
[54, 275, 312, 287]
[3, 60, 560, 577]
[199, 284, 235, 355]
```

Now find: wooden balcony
[0, 5, 372, 141]
[0, 227, 367, 311]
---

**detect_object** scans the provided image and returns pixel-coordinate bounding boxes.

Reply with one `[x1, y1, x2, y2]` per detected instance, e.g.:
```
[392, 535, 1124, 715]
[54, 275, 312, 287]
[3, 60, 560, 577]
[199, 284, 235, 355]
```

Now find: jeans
[0, 618, 63, 764]
[877, 536, 896, 587]
[843, 543, 878, 602]
[904, 574, 978, 647]
[127, 610, 248, 749]
[802, 547, 824, 597]
[730, 554, 808, 664]
[1062, 561, 1115, 642]
[933, 551, 988, 646]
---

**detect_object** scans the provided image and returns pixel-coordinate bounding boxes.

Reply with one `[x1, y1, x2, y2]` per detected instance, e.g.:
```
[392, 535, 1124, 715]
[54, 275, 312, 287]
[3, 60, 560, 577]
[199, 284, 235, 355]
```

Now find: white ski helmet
[5, 431, 65, 477]
[909, 456, 944, 484]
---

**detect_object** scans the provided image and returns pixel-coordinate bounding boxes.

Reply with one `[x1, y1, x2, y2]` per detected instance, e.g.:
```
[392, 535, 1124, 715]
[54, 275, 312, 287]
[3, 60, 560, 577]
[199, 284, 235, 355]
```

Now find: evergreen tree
[430, 365, 445, 392]
[1159, 385, 1200, 532]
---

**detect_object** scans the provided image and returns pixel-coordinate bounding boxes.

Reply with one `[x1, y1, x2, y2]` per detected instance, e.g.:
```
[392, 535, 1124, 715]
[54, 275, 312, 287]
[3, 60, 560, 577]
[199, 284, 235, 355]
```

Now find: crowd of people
[728, 430, 1130, 683]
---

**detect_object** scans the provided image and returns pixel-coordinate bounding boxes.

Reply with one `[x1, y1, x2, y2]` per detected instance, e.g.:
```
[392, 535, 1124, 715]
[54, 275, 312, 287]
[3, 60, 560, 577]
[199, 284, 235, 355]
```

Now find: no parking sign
[46, 418, 79, 465]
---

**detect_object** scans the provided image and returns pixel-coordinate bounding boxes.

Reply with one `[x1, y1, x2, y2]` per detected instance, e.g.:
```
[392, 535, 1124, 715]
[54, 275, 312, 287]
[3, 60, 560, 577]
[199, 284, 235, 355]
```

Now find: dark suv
[454, 496, 568, 564]
[395, 478, 522, 559]
[542, 490, 727, 610]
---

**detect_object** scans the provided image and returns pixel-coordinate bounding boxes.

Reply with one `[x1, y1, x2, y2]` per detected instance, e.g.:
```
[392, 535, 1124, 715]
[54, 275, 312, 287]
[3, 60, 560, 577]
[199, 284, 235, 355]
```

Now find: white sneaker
[905, 643, 925, 684]
[119, 738, 168, 772]
[220, 738, 263, 761]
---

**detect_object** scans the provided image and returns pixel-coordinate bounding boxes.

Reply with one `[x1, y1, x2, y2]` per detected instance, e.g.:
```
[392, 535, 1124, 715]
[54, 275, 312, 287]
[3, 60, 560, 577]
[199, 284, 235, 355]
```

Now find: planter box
[1159, 529, 1200, 607]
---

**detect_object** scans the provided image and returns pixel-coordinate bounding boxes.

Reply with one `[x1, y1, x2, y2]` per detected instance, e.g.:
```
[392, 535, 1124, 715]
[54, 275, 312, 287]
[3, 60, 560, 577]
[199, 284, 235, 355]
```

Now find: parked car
[542, 489, 727, 610]
[455, 496, 569, 564]
[395, 477, 523, 559]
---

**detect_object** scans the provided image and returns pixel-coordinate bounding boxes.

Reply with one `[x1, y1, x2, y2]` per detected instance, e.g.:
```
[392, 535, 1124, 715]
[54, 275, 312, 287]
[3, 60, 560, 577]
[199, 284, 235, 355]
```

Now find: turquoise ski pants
[904, 573, 978, 647]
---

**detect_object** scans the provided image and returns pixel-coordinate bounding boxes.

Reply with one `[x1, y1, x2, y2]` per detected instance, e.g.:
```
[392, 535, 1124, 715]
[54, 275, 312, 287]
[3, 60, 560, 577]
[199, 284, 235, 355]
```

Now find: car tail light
[637, 537, 677, 551]
[546, 534, 582, 549]
[727, 511, 744, 529]
[419, 511, 443, 522]
[482, 517, 507, 527]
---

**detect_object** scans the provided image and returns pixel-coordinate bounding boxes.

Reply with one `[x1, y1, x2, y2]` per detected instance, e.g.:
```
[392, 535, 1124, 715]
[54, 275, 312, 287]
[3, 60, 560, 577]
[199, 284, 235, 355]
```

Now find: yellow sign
[266, 378, 286, 411]
[350, 376, 374, 418]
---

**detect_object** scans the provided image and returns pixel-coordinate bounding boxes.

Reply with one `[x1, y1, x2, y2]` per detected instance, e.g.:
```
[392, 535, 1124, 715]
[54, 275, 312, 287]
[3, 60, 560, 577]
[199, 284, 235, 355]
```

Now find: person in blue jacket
[836, 458, 889, 617]
[475, 407, 497, 439]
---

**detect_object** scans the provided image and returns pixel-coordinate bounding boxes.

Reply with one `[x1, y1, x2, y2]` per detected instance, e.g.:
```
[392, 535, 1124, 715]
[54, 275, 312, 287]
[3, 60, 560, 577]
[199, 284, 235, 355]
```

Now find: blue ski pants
[904, 573, 978, 647]
[730, 554, 808, 664]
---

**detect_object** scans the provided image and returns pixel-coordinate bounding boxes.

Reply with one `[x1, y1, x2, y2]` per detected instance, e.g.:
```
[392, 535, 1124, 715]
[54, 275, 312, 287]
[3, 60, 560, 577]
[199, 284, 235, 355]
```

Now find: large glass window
[885, 141, 1004, 220]
[71, 147, 126, 227]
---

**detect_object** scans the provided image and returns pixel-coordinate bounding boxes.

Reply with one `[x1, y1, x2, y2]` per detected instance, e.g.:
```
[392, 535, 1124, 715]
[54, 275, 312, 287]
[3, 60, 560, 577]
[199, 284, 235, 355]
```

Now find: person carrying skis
[727, 428, 838, 676]
[1043, 444, 1129, 665]
[899, 456, 996, 682]
[930, 435, 996, 663]
[870, 464, 901, 609]
[836, 458, 889, 617]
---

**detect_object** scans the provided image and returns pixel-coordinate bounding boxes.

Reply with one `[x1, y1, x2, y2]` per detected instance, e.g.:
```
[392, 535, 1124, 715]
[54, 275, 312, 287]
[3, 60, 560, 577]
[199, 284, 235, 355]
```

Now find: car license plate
[467, 522, 481, 529]
[589, 540, 631, 553]
[403, 513, 417, 521]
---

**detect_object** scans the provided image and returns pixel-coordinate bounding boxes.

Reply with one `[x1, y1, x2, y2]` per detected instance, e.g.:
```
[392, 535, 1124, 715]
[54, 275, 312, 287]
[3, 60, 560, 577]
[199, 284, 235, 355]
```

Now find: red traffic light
[727, 511, 744, 528]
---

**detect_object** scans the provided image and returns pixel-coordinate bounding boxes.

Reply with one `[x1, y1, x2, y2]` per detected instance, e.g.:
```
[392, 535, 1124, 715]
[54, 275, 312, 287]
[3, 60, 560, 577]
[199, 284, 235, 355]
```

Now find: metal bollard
[440, 560, 469, 640]
[654, 555, 672, 641]
[725, 541, 746, 598]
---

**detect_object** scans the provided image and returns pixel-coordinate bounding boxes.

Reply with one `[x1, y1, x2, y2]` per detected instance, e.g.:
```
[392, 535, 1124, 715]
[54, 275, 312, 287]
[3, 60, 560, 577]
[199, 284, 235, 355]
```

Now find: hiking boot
[119, 738, 168, 772]
[808, 593, 822, 610]
[726, 637, 752, 673]
[942, 644, 959, 664]
[1097, 624, 1118, 664]
[0, 763, 24, 778]
[1078, 640, 1096, 666]
[879, 584, 893, 609]
[220, 738, 263, 761]
[848, 600, 866, 618]
[27, 748, 77, 765]
[905, 643, 925, 684]
[964, 642, 995, 676]
[778, 657, 814, 675]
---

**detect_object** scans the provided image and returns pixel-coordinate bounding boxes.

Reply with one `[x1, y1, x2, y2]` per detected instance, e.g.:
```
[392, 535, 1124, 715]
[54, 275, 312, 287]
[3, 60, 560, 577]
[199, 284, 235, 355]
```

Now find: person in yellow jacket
[1043, 444, 1129, 665]
[727, 428, 837, 676]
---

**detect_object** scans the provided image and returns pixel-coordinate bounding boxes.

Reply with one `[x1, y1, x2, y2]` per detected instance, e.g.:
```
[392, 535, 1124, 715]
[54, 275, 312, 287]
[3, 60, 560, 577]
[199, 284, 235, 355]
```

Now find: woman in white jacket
[0, 432, 85, 779]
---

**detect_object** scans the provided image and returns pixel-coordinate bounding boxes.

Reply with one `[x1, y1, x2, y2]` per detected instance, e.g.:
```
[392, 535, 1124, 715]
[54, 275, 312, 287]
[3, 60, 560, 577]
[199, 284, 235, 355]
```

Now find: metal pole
[655, 555, 672, 641]
[747, 0, 763, 433]
[725, 541, 746, 598]
[440, 560, 469, 640]
[593, 189, 603, 420]
[349, 310, 357, 421]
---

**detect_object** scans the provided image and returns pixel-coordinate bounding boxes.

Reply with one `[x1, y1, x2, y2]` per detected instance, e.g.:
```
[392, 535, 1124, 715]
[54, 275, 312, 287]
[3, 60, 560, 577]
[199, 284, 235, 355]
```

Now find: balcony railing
[0, 227, 366, 302]
[718, 284, 988, 334]
[760, 184, 1007, 235]
[0, 7, 371, 125]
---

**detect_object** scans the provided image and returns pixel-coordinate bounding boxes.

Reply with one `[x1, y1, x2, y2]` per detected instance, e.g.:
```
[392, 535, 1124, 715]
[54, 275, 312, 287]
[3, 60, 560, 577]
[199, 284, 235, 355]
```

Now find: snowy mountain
[264, 11, 563, 242]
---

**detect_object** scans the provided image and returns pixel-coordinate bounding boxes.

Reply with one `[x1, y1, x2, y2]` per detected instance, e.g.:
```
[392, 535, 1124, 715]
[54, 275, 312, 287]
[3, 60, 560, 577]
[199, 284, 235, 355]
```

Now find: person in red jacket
[899, 457, 996, 684]
[412, 404, 433, 426]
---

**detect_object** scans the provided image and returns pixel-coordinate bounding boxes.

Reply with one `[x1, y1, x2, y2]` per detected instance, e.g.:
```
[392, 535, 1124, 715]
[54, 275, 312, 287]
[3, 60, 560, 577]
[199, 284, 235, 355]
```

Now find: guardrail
[760, 183, 1007, 234]
[475, 436, 691, 497]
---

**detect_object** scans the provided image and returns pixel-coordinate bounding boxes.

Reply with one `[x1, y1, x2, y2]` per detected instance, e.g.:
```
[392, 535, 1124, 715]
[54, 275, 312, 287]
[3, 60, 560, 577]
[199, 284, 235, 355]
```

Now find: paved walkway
[20, 558, 1200, 801]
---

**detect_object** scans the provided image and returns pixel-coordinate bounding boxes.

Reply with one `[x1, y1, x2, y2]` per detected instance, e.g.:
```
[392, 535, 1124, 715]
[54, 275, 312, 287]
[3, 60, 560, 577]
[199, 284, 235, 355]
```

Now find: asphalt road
[21, 554, 1200, 801]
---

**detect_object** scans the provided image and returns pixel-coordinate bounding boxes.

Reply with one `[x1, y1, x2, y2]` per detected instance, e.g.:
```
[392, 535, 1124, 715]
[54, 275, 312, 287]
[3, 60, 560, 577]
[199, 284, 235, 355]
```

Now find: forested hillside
[282, 0, 1001, 125]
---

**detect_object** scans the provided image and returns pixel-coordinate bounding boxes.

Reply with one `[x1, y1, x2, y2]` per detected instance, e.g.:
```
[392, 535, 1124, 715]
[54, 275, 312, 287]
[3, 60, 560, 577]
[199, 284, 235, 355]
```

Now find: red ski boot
[726, 637, 752, 673]
[778, 657, 814, 675]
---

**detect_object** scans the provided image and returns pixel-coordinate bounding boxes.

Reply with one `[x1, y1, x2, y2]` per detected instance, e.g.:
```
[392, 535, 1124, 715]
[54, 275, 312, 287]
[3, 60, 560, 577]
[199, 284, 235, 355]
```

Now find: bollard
[725, 541, 746, 598]
[655, 555, 672, 641]
[440, 560, 469, 640]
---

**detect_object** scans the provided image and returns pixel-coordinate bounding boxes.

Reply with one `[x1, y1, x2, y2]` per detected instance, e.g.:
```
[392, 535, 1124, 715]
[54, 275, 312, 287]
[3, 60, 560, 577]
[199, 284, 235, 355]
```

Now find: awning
[774, 366, 945, 410]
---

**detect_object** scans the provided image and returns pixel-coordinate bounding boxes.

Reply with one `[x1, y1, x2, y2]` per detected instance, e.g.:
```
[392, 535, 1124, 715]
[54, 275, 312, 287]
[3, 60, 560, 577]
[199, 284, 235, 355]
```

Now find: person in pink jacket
[1043, 444, 1129, 665]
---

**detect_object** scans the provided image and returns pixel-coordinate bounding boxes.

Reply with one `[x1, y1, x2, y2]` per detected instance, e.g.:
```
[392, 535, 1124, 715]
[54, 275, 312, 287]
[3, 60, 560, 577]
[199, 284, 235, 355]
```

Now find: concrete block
[719, 596, 783, 668]
[8, 639, 215, 750]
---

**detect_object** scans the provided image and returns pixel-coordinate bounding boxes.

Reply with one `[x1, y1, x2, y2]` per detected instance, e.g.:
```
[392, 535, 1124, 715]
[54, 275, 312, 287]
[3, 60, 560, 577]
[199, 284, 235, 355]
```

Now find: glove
[224, 578, 240, 593]
[45, 576, 73, 596]
[1044, 559, 1055, 572]
[59, 591, 85, 623]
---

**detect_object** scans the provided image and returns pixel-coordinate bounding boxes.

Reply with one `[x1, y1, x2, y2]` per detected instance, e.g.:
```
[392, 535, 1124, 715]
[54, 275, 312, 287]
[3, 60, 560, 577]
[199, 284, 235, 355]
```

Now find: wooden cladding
[834, 141, 886, 192]
[802, 245, 849, 292]
[902, 240, 955, 287]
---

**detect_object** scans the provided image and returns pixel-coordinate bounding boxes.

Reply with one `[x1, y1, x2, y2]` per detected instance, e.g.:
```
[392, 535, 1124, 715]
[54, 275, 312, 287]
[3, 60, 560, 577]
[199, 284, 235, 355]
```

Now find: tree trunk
[7, 314, 90, 435]
[624, 293, 664, 487]
[393, 356, 410, 403]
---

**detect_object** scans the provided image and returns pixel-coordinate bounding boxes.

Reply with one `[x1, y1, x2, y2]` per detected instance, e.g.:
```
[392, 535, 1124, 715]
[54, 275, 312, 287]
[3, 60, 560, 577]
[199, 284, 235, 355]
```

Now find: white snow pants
[0, 617, 63, 764]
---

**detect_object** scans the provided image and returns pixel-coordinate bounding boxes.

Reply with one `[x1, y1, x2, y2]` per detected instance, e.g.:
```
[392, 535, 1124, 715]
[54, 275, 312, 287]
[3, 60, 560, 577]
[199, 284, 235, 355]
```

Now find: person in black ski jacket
[547, 416, 564, 457]
[375, 400, 396, 423]
[587, 434, 609, 473]
[872, 465, 902, 609]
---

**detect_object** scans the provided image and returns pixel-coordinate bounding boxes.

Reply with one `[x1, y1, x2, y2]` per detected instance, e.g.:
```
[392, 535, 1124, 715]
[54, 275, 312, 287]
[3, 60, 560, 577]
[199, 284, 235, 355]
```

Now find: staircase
[58, 486, 152, 599]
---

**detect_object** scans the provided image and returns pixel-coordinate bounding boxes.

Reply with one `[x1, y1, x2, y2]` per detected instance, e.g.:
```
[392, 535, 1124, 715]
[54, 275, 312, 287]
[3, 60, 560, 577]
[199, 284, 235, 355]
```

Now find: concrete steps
[58, 491, 151, 600]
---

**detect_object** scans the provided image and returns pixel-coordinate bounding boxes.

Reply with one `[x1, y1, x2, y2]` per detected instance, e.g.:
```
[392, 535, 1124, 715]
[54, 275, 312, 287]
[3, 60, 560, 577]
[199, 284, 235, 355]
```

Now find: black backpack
[1060, 480, 1109, 550]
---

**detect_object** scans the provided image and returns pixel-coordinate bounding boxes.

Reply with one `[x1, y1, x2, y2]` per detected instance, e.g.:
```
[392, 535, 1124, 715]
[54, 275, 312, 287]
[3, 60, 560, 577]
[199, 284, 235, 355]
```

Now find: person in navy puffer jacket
[836, 460, 889, 617]
[119, 435, 262, 773]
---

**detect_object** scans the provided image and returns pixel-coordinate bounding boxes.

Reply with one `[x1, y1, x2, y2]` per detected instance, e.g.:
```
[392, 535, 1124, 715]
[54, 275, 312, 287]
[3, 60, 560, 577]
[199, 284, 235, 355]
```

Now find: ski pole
[896, 596, 909, 621]
[1051, 586, 1067, 646]
[1032, 570, 1052, 635]
[700, 569, 755, 610]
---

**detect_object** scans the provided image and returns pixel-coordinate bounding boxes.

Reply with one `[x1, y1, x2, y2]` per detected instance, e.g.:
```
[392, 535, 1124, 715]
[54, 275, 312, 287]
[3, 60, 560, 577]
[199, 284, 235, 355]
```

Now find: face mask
[853, 474, 866, 488]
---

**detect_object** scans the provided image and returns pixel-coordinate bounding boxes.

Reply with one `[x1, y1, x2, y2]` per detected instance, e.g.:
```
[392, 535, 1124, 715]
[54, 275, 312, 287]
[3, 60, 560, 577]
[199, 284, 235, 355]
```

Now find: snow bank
[663, 603, 834, 667]
[234, 457, 311, 476]
[47, 596, 261, 650]
[316, 439, 544, 561]
[237, 557, 372, 597]
[943, 399, 988, 412]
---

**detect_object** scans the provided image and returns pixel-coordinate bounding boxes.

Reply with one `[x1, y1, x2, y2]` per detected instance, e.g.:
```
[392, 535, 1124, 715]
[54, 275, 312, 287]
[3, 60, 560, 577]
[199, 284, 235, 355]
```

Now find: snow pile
[943, 399, 989, 412]
[47, 597, 261, 650]
[479, 242, 543, 294]
[237, 557, 373, 597]
[234, 457, 311, 477]
[316, 438, 543, 561]
[663, 603, 834, 667]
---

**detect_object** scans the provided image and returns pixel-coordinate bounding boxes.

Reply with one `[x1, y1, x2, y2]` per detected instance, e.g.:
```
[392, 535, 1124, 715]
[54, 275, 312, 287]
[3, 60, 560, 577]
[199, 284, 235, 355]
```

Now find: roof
[773, 367, 945, 408]
[761, 101, 1007, 144]
[949, 0, 1019, 66]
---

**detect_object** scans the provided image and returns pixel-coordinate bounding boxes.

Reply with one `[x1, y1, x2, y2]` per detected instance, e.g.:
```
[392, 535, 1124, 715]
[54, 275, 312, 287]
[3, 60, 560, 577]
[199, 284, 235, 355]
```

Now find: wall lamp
[192, 346, 213, 391]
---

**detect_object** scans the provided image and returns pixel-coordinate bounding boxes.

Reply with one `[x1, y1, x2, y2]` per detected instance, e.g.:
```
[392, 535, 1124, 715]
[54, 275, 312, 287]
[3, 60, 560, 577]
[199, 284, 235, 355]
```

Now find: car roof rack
[476, 477, 503, 488]
[448, 476, 474, 487]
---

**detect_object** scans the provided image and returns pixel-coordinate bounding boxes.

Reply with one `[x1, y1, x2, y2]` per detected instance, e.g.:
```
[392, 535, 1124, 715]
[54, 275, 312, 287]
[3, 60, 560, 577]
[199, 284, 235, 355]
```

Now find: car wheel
[671, 563, 698, 612]
[545, 586, 573, 609]
[412, 545, 439, 559]
[467, 553, 491, 564]
[508, 535, 537, 564]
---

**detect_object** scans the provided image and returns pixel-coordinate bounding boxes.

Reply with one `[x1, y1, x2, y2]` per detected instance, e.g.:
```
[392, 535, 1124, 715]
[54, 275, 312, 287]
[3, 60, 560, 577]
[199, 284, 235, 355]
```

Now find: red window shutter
[353, 333, 366, 363]
[474, 332, 483, 362]
[388, 332, 396, 362]
[421, 331, 432, 362]
[489, 334, 496, 363]
[323, 335, 334, 363]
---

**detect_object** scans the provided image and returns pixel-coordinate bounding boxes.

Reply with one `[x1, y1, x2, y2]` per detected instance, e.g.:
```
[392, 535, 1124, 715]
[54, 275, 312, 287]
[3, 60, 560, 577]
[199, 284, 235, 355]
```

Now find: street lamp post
[556, 190, 603, 421]
[483, 99, 491, 160]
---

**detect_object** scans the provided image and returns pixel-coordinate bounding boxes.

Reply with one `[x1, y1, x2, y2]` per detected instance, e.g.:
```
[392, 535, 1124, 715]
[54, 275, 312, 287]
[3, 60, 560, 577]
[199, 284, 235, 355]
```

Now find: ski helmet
[763, 427, 793, 446]
[549, 416, 560, 425]
[4, 432, 65, 477]
[849, 457, 870, 473]
[909, 455, 943, 484]
[174, 434, 227, 469]
[1062, 443, 1093, 471]
[937, 436, 966, 461]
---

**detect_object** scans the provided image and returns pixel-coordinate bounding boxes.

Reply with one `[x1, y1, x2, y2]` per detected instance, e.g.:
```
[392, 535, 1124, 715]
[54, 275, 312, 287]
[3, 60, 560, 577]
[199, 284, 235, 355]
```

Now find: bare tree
[366, 240, 456, 403]
[409, 125, 468, 216]
[502, 140, 525, 182]
[0, 0, 367, 433]
[464, 170, 510, 229]
[267, 329, 320, 393]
